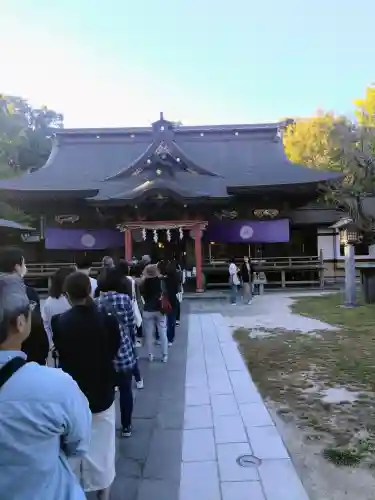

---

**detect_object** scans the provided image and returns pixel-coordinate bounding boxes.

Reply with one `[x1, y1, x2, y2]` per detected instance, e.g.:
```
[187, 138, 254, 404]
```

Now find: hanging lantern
[142, 228, 147, 241]
[166, 229, 171, 242]
[179, 227, 184, 240]
[153, 229, 158, 243]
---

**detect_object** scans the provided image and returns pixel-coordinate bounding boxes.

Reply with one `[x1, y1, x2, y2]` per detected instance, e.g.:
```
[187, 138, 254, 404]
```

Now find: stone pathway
[108, 312, 188, 500]
[181, 312, 309, 500]
[189, 292, 336, 334]
[107, 303, 310, 500]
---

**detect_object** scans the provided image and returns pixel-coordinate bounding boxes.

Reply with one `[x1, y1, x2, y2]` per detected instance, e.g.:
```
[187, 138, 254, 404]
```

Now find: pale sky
[1, 0, 374, 128]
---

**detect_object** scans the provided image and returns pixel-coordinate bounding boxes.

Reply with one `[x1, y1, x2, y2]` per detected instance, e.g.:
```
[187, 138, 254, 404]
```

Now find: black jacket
[142, 277, 162, 312]
[22, 286, 49, 365]
[164, 275, 180, 310]
[52, 303, 120, 414]
[240, 262, 253, 283]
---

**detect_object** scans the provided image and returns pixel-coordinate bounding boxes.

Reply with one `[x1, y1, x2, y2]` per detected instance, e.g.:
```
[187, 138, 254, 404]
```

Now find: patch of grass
[291, 292, 375, 331]
[233, 293, 375, 467]
[323, 447, 362, 466]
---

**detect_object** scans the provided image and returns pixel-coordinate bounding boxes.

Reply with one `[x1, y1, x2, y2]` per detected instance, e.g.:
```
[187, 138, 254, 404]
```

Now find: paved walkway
[181, 312, 309, 500]
[108, 311, 188, 500]
[107, 306, 310, 500]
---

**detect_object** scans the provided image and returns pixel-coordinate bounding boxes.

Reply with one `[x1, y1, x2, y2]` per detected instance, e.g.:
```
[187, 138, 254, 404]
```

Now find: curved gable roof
[0, 116, 341, 201]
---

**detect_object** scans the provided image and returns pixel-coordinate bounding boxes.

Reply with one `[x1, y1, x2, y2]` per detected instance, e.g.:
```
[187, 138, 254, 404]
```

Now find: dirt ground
[233, 292, 375, 499]
[269, 404, 375, 500]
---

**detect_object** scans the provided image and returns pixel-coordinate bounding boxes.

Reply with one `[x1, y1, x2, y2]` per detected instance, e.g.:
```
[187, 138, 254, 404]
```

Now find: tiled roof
[0, 117, 341, 202]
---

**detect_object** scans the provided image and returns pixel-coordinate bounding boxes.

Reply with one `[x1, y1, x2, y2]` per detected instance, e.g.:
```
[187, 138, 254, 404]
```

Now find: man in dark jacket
[0, 247, 49, 365]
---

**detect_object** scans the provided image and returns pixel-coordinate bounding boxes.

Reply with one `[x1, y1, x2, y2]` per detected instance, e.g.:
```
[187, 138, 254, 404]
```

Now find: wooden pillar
[193, 225, 204, 293]
[124, 230, 132, 262]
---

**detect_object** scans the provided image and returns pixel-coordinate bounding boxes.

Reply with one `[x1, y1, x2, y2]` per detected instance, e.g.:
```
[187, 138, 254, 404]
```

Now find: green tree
[0, 94, 63, 172]
[0, 94, 63, 223]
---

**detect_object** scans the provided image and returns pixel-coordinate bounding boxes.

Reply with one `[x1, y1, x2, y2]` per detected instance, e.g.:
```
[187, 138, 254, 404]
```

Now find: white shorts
[70, 402, 116, 492]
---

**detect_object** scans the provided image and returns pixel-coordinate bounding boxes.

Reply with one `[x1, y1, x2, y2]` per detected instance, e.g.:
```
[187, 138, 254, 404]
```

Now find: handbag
[159, 278, 172, 315]
[130, 279, 142, 328]
[0, 357, 26, 389]
[160, 293, 172, 315]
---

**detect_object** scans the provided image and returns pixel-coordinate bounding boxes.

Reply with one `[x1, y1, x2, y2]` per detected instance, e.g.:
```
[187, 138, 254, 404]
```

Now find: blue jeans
[132, 361, 142, 383]
[118, 370, 133, 429]
[167, 310, 176, 343]
[143, 310, 168, 356]
[230, 284, 238, 304]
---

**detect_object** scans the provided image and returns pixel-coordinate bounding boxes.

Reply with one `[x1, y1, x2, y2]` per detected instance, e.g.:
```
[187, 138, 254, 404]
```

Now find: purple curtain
[204, 219, 290, 243]
[45, 228, 124, 250]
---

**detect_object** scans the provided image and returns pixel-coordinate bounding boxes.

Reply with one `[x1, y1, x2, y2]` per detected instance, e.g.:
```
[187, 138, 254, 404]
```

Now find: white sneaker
[247, 300, 252, 305]
[148, 354, 154, 362]
[136, 379, 144, 389]
[162, 355, 168, 363]
[135, 340, 142, 348]
[168, 342, 173, 347]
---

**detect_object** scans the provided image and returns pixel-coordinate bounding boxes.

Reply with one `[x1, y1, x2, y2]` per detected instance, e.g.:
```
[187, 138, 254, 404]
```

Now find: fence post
[319, 249, 325, 288]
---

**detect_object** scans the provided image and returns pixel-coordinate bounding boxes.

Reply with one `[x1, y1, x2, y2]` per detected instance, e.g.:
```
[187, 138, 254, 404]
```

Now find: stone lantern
[330, 218, 360, 307]
[338, 222, 361, 246]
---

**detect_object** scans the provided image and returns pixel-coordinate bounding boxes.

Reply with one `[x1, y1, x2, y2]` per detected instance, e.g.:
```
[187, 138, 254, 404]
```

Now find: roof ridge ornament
[155, 141, 171, 156]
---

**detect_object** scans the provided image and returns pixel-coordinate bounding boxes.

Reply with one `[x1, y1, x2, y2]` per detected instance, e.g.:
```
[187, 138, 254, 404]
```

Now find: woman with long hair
[42, 267, 75, 345]
[117, 260, 143, 346]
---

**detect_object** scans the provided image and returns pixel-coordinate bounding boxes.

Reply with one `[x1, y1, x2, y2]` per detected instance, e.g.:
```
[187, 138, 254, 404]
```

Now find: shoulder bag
[130, 278, 142, 328]
[0, 357, 26, 389]
[159, 278, 172, 315]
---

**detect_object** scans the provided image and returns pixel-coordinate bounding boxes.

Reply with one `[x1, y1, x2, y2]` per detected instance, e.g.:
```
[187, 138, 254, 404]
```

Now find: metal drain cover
[236, 454, 262, 468]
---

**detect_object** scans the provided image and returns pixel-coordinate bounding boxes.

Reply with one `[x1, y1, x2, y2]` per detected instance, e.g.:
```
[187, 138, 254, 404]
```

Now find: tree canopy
[0, 94, 63, 222]
[282, 111, 349, 172]
[354, 85, 375, 127]
[0, 94, 63, 174]
[283, 85, 375, 239]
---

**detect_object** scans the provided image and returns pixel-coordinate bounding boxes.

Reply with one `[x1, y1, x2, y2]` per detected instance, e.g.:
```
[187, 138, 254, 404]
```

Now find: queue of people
[0, 247, 184, 500]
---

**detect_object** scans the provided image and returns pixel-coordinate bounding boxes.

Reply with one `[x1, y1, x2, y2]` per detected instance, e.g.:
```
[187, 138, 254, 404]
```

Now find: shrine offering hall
[0, 114, 362, 292]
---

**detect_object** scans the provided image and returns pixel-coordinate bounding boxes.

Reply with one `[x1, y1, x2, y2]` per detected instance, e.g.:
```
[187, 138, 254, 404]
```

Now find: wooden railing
[203, 252, 325, 289]
[26, 262, 102, 278]
[25, 253, 325, 293]
[25, 262, 102, 295]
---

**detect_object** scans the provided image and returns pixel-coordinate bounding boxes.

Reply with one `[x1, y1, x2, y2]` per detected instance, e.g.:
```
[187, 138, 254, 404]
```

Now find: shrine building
[0, 113, 367, 292]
